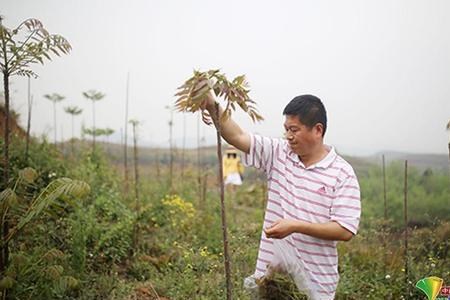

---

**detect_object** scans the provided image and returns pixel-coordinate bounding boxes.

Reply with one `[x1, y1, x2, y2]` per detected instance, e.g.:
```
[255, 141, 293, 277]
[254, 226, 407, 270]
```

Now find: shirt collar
[287, 145, 337, 169]
[314, 145, 337, 169]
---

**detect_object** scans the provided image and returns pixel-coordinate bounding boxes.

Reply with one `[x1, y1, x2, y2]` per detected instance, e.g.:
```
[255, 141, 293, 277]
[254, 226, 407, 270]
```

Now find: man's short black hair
[282, 94, 327, 137]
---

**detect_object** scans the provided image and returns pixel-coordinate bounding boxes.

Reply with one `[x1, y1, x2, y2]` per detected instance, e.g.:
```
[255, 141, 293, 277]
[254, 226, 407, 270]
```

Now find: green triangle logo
[415, 277, 443, 300]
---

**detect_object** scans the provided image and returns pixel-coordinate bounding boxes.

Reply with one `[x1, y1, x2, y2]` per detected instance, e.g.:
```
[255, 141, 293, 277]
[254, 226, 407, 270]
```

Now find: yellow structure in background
[223, 146, 244, 186]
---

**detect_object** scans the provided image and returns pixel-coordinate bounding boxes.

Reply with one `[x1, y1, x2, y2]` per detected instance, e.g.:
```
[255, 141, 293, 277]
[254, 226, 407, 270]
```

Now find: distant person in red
[202, 93, 361, 299]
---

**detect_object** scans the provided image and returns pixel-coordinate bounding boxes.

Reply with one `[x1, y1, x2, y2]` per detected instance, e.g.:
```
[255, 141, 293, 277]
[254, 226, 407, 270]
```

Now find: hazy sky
[2, 0, 450, 155]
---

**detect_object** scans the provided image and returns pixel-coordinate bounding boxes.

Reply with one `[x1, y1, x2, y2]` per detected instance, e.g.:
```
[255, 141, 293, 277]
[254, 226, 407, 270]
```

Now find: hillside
[74, 141, 450, 176]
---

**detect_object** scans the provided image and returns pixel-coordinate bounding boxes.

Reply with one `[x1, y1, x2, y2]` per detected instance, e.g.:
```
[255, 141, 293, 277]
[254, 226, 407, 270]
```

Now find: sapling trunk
[60, 124, 65, 155]
[132, 122, 140, 250]
[175, 70, 263, 300]
[156, 148, 160, 179]
[53, 101, 57, 145]
[25, 79, 32, 161]
[25, 96, 32, 161]
[92, 101, 95, 151]
[1, 70, 10, 277]
[71, 114, 75, 155]
[213, 103, 232, 300]
[261, 179, 267, 210]
[202, 172, 207, 206]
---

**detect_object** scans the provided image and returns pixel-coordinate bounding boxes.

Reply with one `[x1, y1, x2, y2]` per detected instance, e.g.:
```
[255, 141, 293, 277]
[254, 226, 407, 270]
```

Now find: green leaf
[0, 188, 18, 211]
[5, 178, 90, 244]
[18, 167, 38, 184]
[46, 265, 64, 281]
[0, 276, 15, 290]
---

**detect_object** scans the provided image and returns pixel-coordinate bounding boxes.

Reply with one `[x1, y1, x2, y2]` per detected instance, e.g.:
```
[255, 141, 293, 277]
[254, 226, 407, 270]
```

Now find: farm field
[0, 137, 448, 299]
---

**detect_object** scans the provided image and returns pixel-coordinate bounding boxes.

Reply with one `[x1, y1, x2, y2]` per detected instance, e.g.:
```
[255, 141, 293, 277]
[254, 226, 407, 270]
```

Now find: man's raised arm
[203, 93, 251, 154]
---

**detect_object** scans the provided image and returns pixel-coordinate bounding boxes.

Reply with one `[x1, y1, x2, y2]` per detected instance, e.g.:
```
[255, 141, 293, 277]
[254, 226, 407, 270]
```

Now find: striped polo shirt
[243, 134, 361, 299]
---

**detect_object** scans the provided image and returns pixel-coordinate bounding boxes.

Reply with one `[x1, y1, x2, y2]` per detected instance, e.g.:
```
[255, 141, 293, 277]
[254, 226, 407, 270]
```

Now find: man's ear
[314, 123, 324, 137]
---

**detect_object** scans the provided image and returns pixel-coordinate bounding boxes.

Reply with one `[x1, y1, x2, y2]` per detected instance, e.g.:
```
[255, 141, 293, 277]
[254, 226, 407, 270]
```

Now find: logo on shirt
[317, 186, 326, 194]
[415, 276, 448, 300]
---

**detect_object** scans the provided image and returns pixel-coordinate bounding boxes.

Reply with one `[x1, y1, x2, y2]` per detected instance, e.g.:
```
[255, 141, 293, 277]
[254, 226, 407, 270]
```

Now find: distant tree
[103, 127, 114, 154]
[103, 127, 114, 142]
[82, 90, 105, 151]
[82, 127, 114, 152]
[82, 127, 104, 140]
[0, 16, 71, 278]
[64, 106, 83, 155]
[44, 93, 65, 144]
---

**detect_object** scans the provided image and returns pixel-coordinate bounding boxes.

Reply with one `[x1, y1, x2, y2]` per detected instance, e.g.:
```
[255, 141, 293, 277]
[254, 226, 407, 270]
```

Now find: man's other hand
[264, 219, 297, 239]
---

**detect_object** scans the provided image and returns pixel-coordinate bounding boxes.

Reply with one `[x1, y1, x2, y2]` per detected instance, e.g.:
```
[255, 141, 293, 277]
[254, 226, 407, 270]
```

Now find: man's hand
[265, 218, 354, 241]
[198, 90, 251, 154]
[264, 219, 298, 239]
[200, 92, 216, 125]
[204, 91, 216, 109]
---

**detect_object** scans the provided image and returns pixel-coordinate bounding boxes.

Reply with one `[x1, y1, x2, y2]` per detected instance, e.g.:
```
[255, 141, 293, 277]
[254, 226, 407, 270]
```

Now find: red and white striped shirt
[243, 134, 361, 299]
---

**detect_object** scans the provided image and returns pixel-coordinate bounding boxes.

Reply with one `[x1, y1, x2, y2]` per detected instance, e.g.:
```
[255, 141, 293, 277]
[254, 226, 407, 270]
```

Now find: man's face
[283, 115, 323, 156]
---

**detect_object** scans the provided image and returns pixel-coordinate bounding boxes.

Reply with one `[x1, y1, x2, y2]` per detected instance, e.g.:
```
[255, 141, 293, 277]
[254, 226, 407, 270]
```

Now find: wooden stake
[404, 160, 409, 297]
[124, 73, 130, 194]
[382, 154, 387, 275]
[132, 121, 140, 250]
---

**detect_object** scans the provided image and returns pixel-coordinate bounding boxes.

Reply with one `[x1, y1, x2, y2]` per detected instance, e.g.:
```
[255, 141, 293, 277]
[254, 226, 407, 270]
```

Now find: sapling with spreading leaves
[44, 93, 65, 144]
[82, 90, 105, 151]
[64, 106, 83, 155]
[0, 16, 71, 279]
[175, 69, 263, 300]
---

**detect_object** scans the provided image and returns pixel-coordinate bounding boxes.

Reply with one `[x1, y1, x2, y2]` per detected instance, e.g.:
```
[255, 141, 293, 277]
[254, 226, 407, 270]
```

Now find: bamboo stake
[181, 113, 186, 184]
[131, 121, 140, 250]
[124, 73, 130, 194]
[382, 154, 387, 275]
[197, 114, 202, 200]
[404, 160, 409, 297]
[166, 106, 174, 191]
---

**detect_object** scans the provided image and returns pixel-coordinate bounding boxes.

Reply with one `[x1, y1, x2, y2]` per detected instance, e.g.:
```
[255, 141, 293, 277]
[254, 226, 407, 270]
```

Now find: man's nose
[284, 132, 293, 140]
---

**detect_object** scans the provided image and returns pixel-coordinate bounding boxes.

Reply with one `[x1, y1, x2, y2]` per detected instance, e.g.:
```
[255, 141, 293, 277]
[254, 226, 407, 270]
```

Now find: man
[202, 93, 361, 299]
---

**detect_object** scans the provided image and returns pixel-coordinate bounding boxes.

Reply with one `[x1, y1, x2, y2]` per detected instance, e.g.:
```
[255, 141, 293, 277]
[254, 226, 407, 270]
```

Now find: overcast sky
[2, 0, 450, 156]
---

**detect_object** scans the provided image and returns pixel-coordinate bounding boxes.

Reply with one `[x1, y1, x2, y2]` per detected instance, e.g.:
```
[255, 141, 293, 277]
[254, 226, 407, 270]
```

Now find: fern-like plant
[0, 168, 90, 295]
[0, 167, 90, 258]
